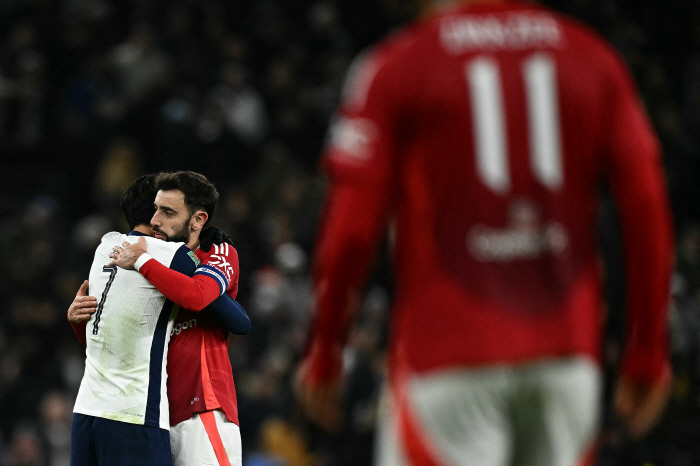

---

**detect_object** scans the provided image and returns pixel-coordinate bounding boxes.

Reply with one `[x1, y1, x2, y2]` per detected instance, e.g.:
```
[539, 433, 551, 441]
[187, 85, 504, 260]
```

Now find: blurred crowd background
[0, 0, 699, 465]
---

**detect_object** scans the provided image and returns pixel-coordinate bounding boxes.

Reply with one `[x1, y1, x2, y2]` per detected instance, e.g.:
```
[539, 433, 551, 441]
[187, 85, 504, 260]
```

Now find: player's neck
[133, 224, 154, 236]
[429, 0, 505, 12]
[187, 237, 200, 252]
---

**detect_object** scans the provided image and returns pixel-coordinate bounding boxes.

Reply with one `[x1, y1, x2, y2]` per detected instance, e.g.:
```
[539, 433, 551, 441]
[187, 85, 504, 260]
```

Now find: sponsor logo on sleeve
[187, 251, 201, 266]
[327, 117, 379, 162]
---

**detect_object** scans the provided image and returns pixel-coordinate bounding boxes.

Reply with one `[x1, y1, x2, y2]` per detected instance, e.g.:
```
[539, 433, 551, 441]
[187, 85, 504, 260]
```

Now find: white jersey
[73, 231, 198, 430]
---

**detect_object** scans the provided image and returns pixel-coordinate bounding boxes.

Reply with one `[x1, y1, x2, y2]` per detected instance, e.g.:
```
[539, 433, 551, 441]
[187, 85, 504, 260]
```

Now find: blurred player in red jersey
[106, 171, 245, 466]
[297, 1, 674, 465]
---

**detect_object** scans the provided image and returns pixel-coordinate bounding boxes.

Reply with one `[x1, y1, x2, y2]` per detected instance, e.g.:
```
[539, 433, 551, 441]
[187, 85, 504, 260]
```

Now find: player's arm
[109, 237, 235, 311]
[297, 47, 403, 432]
[605, 52, 674, 437]
[136, 257, 220, 311]
[303, 181, 393, 383]
[105, 238, 248, 333]
[145, 235, 249, 333]
[66, 280, 96, 347]
[200, 292, 251, 335]
[299, 46, 401, 392]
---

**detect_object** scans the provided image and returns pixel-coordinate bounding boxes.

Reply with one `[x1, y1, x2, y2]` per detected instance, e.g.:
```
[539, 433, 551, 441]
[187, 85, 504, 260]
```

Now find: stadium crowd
[0, 0, 698, 465]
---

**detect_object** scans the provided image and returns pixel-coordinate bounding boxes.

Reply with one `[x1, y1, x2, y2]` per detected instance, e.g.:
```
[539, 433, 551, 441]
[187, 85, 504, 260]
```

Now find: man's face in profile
[151, 190, 192, 244]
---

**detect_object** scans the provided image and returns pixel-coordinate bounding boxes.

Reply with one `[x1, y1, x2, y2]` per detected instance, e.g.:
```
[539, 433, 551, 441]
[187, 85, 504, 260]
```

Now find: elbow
[178, 296, 208, 312]
[174, 283, 221, 311]
[230, 315, 251, 335]
[235, 317, 251, 336]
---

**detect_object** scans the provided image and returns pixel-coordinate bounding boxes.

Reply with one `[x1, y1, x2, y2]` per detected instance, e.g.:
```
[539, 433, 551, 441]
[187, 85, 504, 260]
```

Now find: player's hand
[67, 280, 97, 323]
[614, 373, 672, 439]
[295, 360, 343, 433]
[199, 225, 234, 252]
[108, 237, 147, 269]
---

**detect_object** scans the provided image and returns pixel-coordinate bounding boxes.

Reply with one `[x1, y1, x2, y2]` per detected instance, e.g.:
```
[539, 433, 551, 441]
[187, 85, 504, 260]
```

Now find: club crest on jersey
[188, 251, 201, 266]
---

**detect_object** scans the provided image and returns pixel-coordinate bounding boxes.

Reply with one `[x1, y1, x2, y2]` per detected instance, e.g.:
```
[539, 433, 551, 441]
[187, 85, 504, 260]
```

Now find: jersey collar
[128, 231, 150, 237]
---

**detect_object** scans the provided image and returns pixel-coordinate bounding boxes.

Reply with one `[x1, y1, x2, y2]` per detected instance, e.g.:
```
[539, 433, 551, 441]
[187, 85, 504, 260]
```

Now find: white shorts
[375, 357, 601, 466]
[170, 410, 242, 466]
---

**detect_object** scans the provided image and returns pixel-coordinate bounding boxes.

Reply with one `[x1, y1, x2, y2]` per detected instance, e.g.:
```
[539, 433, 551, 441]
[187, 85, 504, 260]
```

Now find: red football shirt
[139, 242, 241, 426]
[305, 1, 673, 386]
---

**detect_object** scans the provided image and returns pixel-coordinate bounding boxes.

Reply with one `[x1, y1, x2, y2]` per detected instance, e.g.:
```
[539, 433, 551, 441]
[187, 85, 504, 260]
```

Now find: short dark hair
[121, 174, 158, 230]
[155, 171, 219, 226]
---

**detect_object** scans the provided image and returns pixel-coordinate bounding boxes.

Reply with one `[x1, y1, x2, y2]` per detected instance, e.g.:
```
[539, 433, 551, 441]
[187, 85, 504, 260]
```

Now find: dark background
[0, 1, 699, 465]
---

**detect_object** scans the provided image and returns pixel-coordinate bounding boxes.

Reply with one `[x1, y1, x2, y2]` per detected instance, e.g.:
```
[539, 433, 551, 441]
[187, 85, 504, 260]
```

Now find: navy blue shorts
[71, 413, 172, 466]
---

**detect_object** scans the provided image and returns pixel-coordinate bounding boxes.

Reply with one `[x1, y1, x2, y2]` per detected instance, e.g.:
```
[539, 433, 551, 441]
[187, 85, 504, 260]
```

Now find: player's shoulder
[197, 242, 238, 263]
[544, 6, 628, 74]
[347, 9, 432, 77]
[338, 18, 426, 111]
[366, 14, 428, 67]
[143, 237, 189, 259]
[195, 243, 238, 290]
[140, 236, 183, 250]
[100, 231, 126, 243]
[96, 231, 126, 253]
[142, 238, 201, 271]
[93, 231, 126, 260]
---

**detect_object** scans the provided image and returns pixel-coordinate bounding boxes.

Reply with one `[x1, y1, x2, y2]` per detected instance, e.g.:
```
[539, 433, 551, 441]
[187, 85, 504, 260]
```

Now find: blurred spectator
[93, 136, 144, 213]
[1, 20, 46, 149]
[39, 391, 72, 466]
[205, 61, 268, 147]
[6, 423, 45, 466]
[108, 23, 170, 106]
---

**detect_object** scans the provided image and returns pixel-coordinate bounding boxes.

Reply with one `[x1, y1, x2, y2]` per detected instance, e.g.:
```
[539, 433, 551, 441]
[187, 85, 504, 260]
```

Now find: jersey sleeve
[194, 243, 239, 297]
[200, 293, 251, 335]
[303, 44, 405, 385]
[604, 51, 674, 385]
[69, 320, 87, 348]
[137, 245, 221, 311]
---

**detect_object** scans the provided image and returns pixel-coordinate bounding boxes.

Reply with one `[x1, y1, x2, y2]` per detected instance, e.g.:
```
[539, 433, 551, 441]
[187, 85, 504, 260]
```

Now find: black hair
[120, 174, 159, 230]
[155, 171, 219, 225]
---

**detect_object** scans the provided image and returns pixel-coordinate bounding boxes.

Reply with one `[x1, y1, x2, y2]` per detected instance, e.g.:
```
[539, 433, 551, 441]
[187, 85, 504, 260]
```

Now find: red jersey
[305, 1, 673, 386]
[138, 242, 240, 426]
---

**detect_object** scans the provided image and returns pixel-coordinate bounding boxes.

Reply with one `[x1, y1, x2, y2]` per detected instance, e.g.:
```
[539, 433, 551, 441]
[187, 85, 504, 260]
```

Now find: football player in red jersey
[296, 1, 674, 465]
[108, 171, 245, 466]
